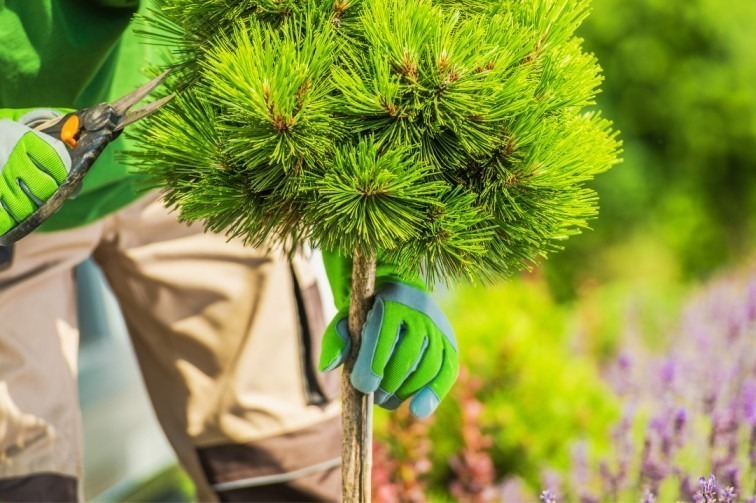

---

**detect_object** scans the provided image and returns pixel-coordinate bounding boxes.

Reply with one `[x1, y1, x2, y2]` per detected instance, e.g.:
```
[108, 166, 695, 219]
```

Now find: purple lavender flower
[694, 475, 719, 503]
[724, 298, 747, 342]
[498, 478, 530, 503]
[710, 405, 740, 475]
[544, 273, 756, 503]
[745, 277, 756, 322]
[659, 358, 677, 388]
[680, 475, 697, 503]
[539, 489, 557, 503]
[606, 350, 636, 396]
[639, 437, 667, 495]
[618, 352, 633, 370]
[721, 485, 737, 503]
[569, 442, 590, 492]
[648, 408, 680, 460]
[539, 469, 562, 500]
[599, 461, 618, 501]
[721, 466, 740, 497]
[648, 415, 666, 439]
[674, 408, 687, 435]
[693, 474, 736, 503]
[741, 379, 756, 425]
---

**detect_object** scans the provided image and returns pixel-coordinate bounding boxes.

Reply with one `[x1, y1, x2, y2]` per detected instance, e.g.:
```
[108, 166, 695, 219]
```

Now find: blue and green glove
[0, 109, 72, 236]
[319, 251, 459, 418]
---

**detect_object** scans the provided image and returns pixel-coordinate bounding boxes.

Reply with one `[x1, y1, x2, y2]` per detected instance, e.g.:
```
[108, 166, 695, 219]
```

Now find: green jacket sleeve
[0, 108, 74, 123]
[322, 250, 428, 311]
[0, 0, 145, 232]
[0, 109, 34, 122]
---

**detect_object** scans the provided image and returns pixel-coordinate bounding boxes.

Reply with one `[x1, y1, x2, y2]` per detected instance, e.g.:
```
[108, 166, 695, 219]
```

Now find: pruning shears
[0, 71, 172, 247]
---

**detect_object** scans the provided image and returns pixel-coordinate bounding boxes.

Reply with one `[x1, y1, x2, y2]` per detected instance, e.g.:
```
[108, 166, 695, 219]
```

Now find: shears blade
[32, 70, 173, 135]
[115, 93, 174, 131]
[110, 69, 172, 116]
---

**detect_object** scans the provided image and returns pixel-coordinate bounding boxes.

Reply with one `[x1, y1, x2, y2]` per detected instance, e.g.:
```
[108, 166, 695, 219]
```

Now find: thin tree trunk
[342, 247, 376, 503]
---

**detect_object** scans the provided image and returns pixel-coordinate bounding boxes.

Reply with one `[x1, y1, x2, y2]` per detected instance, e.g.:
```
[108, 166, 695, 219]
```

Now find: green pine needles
[133, 0, 621, 285]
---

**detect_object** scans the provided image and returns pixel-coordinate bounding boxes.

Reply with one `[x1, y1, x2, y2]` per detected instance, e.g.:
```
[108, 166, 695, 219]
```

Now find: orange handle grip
[60, 115, 80, 149]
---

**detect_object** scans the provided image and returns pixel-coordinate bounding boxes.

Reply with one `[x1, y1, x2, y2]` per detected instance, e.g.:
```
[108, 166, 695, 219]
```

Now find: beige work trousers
[0, 193, 341, 502]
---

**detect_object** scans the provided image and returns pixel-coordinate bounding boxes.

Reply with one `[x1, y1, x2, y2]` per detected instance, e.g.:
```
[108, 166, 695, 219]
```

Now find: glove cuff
[17, 109, 63, 129]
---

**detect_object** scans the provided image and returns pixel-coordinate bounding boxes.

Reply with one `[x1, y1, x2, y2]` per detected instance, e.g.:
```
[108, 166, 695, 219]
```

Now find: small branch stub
[342, 247, 376, 503]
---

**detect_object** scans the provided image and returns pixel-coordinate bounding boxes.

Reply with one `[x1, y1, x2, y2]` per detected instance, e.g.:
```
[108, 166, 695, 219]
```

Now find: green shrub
[546, 0, 756, 298]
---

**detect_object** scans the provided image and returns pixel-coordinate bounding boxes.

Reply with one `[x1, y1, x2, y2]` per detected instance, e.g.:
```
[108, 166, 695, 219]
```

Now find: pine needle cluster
[132, 0, 620, 285]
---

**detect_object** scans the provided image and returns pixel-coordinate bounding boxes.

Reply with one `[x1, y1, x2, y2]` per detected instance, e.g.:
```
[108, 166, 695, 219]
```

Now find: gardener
[0, 1, 458, 502]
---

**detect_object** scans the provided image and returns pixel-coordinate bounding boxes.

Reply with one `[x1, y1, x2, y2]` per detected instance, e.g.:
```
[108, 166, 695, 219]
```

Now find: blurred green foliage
[375, 279, 620, 495]
[546, 0, 756, 298]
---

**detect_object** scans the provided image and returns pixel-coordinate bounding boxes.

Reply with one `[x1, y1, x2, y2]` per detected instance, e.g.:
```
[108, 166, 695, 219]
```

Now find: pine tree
[132, 0, 620, 499]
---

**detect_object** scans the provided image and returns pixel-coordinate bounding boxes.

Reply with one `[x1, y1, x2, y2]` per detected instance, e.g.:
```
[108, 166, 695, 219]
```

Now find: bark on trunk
[341, 247, 376, 503]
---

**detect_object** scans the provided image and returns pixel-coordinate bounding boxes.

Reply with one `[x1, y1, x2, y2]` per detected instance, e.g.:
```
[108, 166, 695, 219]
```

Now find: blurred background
[78, 0, 756, 500]
[372, 0, 756, 501]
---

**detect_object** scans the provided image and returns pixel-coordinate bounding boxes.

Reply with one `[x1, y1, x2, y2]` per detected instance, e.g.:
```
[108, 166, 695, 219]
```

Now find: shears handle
[0, 108, 120, 246]
[39, 113, 83, 149]
[0, 70, 172, 246]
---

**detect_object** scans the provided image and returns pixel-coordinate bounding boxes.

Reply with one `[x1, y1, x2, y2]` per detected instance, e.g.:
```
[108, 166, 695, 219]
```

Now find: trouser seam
[212, 457, 342, 492]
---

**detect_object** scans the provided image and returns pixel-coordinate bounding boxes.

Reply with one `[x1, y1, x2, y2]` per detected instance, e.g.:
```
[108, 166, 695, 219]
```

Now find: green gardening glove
[319, 250, 459, 418]
[0, 109, 72, 236]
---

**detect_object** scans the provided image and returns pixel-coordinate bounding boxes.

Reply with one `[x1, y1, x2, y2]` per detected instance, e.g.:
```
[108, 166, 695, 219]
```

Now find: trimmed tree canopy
[134, 0, 620, 285]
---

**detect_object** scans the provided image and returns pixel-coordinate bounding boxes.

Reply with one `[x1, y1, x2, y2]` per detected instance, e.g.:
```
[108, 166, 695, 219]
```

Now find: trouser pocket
[290, 263, 340, 405]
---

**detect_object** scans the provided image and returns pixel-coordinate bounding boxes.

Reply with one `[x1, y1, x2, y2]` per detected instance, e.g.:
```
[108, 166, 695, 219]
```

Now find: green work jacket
[0, 0, 152, 231]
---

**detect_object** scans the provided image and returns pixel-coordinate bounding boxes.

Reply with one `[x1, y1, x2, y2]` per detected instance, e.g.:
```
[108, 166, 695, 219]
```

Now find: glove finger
[318, 314, 351, 372]
[15, 157, 61, 202]
[0, 171, 36, 222]
[22, 130, 69, 180]
[15, 131, 69, 201]
[351, 297, 403, 393]
[374, 333, 428, 410]
[375, 326, 428, 397]
[389, 335, 444, 405]
[0, 126, 70, 221]
[409, 340, 459, 418]
[0, 205, 15, 235]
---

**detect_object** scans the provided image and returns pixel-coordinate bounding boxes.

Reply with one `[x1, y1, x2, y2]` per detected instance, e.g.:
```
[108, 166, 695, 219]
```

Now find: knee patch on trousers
[198, 417, 341, 502]
[0, 474, 77, 502]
